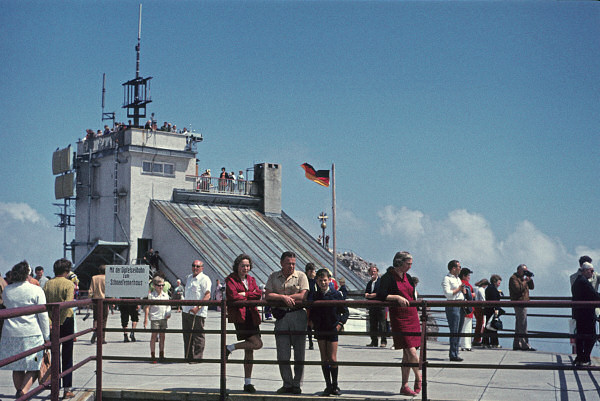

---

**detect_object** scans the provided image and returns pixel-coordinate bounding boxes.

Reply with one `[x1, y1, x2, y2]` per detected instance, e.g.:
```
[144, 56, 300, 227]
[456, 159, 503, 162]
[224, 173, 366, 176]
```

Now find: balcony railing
[1, 296, 598, 401]
[185, 175, 255, 196]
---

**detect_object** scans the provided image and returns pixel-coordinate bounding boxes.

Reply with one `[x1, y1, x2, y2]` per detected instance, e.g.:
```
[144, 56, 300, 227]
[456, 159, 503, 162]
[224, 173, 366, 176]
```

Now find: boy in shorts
[144, 276, 171, 362]
[309, 268, 349, 396]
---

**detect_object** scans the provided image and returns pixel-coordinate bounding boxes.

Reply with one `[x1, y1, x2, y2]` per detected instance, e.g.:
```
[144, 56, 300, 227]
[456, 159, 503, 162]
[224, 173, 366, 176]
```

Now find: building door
[137, 238, 152, 264]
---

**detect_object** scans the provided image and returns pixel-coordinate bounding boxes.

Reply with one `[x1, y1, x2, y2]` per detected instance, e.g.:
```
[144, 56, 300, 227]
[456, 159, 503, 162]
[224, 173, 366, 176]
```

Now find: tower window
[142, 161, 175, 177]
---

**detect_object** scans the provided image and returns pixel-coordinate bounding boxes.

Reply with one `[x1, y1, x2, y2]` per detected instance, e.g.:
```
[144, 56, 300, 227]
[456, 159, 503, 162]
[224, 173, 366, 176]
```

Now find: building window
[142, 161, 175, 177]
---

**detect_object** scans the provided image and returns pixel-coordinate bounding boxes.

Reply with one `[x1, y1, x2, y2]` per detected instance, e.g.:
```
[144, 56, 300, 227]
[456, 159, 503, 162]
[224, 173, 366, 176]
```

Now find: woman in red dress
[376, 251, 422, 396]
[225, 254, 263, 393]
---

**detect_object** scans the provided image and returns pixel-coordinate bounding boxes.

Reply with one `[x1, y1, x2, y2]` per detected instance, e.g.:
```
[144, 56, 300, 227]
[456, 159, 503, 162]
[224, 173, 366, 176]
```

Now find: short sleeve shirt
[265, 270, 309, 296]
[183, 272, 212, 317]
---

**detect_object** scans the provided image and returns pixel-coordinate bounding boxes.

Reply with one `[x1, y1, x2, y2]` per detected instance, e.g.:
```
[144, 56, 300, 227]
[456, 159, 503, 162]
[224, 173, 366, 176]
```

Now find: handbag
[485, 314, 503, 331]
[462, 286, 473, 315]
[38, 350, 51, 385]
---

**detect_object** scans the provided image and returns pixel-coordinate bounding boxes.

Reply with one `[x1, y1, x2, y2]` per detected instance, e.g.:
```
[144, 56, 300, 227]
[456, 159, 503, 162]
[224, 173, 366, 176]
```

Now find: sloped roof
[152, 200, 367, 291]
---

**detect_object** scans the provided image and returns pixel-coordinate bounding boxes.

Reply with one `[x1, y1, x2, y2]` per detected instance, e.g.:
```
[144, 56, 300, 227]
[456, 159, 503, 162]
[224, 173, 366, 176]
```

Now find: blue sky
[1, 0, 599, 306]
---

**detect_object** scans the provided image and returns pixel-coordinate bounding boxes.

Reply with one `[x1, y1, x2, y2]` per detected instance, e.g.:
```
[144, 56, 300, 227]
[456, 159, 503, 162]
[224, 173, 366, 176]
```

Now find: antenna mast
[101, 73, 115, 126]
[122, 3, 152, 128]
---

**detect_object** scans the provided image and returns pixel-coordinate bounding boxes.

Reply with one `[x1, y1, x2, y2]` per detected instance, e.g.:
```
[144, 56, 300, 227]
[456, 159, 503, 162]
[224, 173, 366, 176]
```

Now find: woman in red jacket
[225, 254, 263, 393]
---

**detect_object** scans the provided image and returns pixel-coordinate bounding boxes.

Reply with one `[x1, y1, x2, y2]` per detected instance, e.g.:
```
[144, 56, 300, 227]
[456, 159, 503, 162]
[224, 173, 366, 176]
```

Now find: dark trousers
[473, 307, 484, 343]
[575, 319, 597, 363]
[368, 307, 387, 345]
[182, 312, 205, 359]
[483, 310, 499, 346]
[93, 302, 109, 341]
[60, 316, 74, 388]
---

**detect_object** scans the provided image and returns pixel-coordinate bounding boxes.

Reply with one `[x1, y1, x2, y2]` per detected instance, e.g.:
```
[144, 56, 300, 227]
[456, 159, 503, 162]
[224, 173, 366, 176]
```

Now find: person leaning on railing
[571, 262, 600, 366]
[44, 258, 76, 399]
[0, 261, 50, 398]
[224, 254, 263, 394]
[483, 274, 504, 349]
[377, 251, 422, 396]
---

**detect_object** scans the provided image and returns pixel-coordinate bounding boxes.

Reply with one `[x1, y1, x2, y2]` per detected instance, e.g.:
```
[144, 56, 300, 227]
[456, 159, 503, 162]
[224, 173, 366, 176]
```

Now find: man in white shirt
[182, 260, 212, 361]
[441, 259, 466, 362]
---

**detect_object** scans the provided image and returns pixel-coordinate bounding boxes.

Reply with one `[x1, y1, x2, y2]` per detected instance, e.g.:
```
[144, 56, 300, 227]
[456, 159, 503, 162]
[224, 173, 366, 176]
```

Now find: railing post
[220, 287, 227, 401]
[96, 299, 103, 401]
[50, 303, 61, 401]
[420, 301, 428, 401]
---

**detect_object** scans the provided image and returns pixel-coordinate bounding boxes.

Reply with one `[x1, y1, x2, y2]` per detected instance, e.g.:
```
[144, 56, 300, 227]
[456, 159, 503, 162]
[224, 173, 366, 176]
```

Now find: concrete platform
[1, 309, 598, 401]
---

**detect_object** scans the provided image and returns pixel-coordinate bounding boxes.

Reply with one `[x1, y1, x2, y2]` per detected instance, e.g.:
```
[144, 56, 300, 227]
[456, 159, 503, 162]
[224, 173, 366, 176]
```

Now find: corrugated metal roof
[152, 200, 367, 291]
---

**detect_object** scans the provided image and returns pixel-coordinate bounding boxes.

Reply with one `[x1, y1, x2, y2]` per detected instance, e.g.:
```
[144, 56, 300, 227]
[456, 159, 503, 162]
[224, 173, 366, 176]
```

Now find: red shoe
[414, 379, 422, 394]
[400, 384, 417, 396]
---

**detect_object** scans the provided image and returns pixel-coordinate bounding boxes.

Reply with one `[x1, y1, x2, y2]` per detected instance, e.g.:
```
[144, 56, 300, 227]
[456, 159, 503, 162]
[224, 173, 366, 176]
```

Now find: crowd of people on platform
[196, 167, 246, 193]
[83, 119, 193, 143]
[1, 252, 598, 398]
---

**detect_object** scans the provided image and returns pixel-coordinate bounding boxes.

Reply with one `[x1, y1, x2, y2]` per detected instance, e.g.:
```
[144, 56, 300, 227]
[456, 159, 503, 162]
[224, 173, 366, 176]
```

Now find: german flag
[301, 163, 330, 187]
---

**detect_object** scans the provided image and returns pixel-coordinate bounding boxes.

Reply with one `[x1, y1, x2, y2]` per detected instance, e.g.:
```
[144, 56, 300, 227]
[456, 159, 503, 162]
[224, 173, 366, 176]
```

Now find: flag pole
[332, 163, 337, 279]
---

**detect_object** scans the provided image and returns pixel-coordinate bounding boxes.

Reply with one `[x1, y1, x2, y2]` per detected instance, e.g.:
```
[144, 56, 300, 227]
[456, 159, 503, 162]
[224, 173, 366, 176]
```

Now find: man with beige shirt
[89, 264, 108, 344]
[265, 251, 309, 394]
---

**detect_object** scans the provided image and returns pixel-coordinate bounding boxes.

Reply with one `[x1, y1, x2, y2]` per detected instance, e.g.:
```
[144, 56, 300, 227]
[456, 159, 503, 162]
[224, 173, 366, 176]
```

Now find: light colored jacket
[3, 281, 50, 340]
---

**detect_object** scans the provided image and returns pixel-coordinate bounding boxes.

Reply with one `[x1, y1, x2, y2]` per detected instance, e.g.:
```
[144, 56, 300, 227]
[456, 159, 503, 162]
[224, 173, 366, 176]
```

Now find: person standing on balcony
[89, 265, 108, 344]
[0, 261, 50, 399]
[442, 259, 466, 362]
[571, 262, 600, 366]
[569, 256, 597, 355]
[365, 265, 387, 348]
[182, 260, 211, 361]
[238, 170, 245, 194]
[265, 251, 309, 394]
[219, 167, 228, 192]
[309, 268, 349, 396]
[472, 278, 489, 347]
[225, 254, 263, 393]
[305, 263, 317, 350]
[43, 258, 75, 399]
[483, 274, 503, 348]
[459, 268, 475, 352]
[509, 264, 536, 351]
[34, 266, 49, 288]
[144, 276, 171, 363]
[377, 252, 422, 396]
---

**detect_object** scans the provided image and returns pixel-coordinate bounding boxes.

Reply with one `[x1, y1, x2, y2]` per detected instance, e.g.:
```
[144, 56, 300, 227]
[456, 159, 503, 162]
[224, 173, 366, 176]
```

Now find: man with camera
[509, 264, 536, 351]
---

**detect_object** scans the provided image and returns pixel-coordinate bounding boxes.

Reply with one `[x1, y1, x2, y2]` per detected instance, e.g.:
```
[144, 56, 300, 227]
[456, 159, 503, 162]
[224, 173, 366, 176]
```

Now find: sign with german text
[105, 265, 149, 298]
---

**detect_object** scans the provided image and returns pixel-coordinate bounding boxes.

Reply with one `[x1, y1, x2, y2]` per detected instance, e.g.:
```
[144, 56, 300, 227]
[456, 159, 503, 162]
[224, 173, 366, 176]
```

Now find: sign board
[105, 265, 149, 298]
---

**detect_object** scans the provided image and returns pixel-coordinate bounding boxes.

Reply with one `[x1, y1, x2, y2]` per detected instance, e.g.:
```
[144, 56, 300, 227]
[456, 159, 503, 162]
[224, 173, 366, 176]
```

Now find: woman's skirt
[0, 335, 44, 371]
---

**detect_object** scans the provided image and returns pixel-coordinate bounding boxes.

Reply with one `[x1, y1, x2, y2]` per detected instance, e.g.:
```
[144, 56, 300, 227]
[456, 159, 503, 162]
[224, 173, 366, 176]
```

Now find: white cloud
[377, 205, 598, 296]
[0, 202, 46, 224]
[0, 203, 63, 273]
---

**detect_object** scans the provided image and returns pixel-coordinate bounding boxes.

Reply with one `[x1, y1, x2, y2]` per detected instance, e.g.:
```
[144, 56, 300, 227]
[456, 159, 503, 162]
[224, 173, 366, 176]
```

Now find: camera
[524, 270, 534, 278]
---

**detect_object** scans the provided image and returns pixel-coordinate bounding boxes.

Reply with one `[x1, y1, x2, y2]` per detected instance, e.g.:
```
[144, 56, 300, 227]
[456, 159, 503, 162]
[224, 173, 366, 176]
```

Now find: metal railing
[1, 296, 599, 401]
[185, 175, 254, 196]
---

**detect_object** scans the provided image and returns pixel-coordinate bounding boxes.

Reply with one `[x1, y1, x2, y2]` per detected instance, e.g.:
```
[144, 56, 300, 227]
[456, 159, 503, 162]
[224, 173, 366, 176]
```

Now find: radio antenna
[101, 73, 115, 126]
[135, 4, 142, 80]
[122, 3, 152, 128]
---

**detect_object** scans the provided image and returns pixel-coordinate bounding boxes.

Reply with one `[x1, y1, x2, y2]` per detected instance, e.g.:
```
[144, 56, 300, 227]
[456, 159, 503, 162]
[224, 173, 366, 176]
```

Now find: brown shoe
[63, 390, 75, 398]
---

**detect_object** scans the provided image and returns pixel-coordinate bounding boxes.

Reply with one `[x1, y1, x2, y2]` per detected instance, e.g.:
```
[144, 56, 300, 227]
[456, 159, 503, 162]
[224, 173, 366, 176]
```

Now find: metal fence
[1, 296, 599, 401]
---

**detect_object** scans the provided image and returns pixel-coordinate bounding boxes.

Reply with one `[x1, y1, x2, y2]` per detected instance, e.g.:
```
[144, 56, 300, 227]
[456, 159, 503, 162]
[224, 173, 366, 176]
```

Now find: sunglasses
[155, 284, 164, 287]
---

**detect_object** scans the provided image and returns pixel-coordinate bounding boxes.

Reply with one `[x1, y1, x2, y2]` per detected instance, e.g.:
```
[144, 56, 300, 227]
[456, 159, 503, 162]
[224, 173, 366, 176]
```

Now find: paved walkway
[1, 310, 598, 401]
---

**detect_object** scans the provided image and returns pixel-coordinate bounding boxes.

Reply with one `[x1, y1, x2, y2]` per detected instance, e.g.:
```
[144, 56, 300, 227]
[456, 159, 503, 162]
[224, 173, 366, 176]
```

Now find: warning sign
[105, 265, 149, 298]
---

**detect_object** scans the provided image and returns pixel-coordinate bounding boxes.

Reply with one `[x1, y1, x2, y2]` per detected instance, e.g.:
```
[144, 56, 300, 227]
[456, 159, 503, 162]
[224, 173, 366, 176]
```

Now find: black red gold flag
[301, 163, 330, 187]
